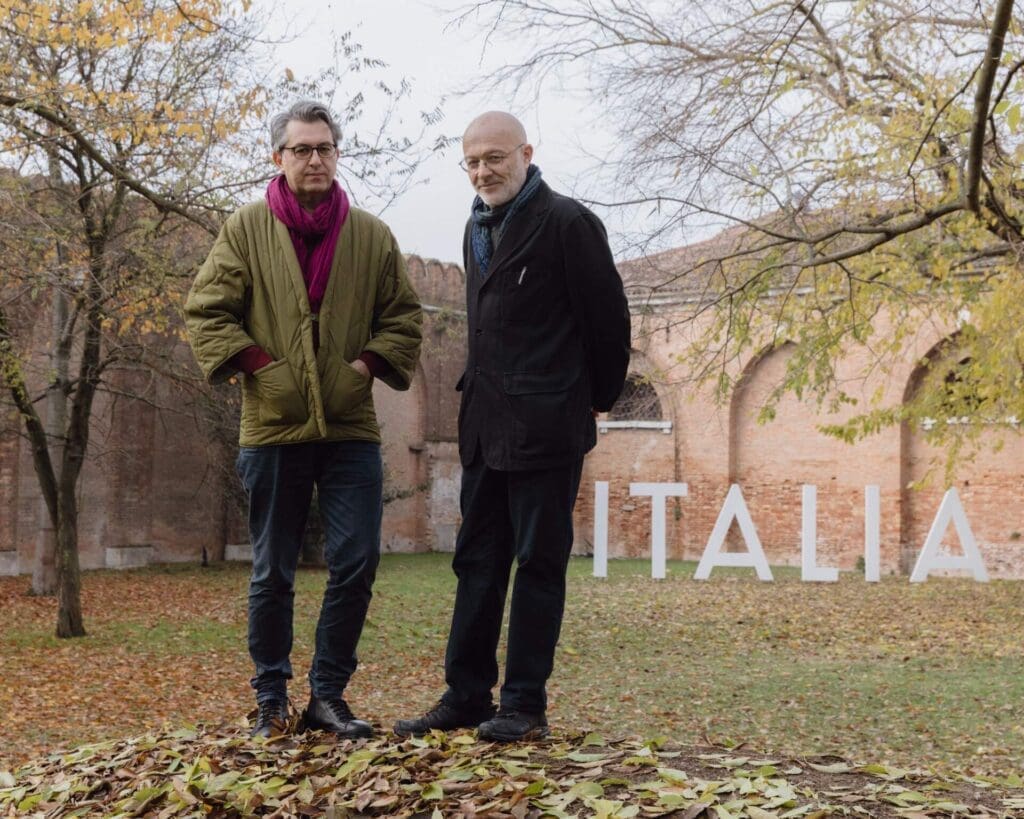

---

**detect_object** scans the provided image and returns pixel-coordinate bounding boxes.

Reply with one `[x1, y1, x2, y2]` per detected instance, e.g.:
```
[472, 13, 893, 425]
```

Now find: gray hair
[269, 100, 342, 151]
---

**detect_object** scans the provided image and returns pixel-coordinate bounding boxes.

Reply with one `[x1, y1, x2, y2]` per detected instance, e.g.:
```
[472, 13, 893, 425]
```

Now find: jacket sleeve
[563, 211, 632, 412]
[183, 218, 259, 385]
[361, 229, 423, 391]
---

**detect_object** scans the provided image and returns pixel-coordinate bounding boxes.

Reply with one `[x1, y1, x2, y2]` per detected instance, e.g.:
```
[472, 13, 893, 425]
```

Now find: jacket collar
[480, 180, 552, 283]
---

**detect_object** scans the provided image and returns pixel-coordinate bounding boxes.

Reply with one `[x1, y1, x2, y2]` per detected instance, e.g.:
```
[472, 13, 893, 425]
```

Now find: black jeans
[442, 455, 584, 714]
[236, 440, 383, 704]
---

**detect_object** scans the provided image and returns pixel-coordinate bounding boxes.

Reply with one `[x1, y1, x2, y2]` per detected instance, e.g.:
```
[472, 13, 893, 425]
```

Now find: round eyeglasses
[459, 143, 525, 172]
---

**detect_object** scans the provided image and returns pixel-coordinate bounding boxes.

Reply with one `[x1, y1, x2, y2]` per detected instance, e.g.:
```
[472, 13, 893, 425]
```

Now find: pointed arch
[899, 331, 1024, 575]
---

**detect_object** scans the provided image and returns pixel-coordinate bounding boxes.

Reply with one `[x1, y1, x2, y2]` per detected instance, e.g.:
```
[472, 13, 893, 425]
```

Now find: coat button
[474, 367, 481, 375]
[475, 328, 483, 336]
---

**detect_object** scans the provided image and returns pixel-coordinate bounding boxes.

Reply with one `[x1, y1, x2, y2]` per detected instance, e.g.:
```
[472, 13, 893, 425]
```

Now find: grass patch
[2, 553, 1023, 776]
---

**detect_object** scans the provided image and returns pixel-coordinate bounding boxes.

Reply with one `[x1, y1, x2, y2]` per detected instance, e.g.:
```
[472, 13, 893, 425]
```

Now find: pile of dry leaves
[2, 723, 1022, 817]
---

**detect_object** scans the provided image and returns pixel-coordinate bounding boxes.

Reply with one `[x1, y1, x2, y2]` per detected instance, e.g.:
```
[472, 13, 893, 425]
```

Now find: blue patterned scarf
[470, 165, 543, 277]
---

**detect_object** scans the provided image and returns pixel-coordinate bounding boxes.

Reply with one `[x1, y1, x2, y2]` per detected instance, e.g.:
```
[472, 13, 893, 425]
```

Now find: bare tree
[456, 0, 1023, 455]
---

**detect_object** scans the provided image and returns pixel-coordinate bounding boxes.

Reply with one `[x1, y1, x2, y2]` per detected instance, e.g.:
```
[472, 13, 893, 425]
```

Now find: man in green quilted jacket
[184, 100, 422, 740]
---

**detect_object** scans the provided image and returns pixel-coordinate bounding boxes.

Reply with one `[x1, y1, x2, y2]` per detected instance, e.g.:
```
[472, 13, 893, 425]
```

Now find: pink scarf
[265, 175, 350, 315]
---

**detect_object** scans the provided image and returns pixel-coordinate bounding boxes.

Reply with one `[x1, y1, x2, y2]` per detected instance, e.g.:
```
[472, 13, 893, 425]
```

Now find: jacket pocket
[503, 370, 579, 396]
[503, 370, 584, 457]
[253, 359, 308, 426]
[320, 358, 373, 422]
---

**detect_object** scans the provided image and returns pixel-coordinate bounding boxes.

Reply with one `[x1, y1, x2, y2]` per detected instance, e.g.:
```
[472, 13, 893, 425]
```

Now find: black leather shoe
[250, 699, 289, 738]
[477, 709, 549, 742]
[303, 695, 373, 738]
[393, 700, 496, 737]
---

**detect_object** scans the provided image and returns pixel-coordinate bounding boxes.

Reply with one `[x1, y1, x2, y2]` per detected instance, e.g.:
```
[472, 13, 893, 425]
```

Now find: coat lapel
[479, 182, 552, 289]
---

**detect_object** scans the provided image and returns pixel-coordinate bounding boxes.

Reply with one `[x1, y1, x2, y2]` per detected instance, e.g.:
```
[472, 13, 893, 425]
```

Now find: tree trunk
[31, 147, 70, 596]
[31, 527, 58, 595]
[52, 255, 104, 638]
[54, 482, 84, 637]
[31, 287, 68, 595]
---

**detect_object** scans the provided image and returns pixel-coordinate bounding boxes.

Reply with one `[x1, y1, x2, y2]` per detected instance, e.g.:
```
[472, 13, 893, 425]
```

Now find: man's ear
[272, 151, 283, 169]
[523, 143, 534, 164]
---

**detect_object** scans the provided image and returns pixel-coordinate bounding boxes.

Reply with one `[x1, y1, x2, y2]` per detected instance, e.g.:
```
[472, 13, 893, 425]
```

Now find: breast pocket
[502, 263, 557, 324]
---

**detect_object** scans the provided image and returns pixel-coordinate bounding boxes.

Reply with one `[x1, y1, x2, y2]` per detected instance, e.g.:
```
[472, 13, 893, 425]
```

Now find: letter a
[910, 487, 989, 582]
[695, 484, 773, 581]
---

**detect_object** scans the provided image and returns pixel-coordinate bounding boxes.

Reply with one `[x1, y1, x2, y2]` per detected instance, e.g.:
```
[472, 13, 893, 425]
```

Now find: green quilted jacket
[184, 201, 422, 446]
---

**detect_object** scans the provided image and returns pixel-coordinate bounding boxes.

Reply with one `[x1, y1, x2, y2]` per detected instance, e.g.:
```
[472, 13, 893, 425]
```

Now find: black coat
[457, 180, 631, 471]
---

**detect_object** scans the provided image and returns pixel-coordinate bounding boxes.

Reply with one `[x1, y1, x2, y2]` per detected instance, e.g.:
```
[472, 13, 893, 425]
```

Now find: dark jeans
[442, 455, 584, 714]
[236, 440, 383, 704]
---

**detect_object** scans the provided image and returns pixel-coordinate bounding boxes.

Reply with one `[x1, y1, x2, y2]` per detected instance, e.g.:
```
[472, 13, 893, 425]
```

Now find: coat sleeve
[183, 218, 259, 385]
[563, 211, 632, 412]
[361, 228, 423, 391]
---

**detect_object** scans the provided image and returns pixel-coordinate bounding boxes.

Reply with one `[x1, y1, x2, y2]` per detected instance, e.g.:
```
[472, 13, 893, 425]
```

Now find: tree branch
[0, 95, 221, 235]
[966, 0, 1015, 212]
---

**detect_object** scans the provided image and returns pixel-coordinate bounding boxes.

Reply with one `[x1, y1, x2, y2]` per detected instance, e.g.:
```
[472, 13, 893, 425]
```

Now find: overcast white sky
[264, 0, 619, 265]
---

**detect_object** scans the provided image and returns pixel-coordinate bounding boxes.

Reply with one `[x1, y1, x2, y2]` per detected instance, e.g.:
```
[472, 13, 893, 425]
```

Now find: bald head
[462, 111, 533, 206]
[463, 111, 528, 145]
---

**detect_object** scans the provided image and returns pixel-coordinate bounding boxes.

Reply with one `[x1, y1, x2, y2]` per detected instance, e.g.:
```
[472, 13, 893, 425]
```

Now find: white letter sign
[630, 482, 688, 578]
[591, 480, 992, 584]
[864, 485, 881, 582]
[801, 485, 838, 582]
[910, 487, 989, 582]
[593, 481, 609, 578]
[695, 484, 773, 581]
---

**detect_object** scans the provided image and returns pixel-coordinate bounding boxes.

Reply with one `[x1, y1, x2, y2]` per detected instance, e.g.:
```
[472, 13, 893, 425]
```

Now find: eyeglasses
[459, 143, 525, 173]
[280, 143, 337, 160]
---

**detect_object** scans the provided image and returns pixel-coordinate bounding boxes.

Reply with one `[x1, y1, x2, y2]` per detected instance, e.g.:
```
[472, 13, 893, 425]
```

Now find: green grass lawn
[2, 553, 1023, 775]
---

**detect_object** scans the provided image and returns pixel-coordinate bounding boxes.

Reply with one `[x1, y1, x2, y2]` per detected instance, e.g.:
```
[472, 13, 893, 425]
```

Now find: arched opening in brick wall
[608, 375, 664, 422]
[899, 335, 1024, 577]
[728, 342, 867, 567]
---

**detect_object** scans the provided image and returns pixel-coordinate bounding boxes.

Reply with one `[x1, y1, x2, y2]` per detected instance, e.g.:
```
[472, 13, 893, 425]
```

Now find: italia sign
[591, 482, 989, 582]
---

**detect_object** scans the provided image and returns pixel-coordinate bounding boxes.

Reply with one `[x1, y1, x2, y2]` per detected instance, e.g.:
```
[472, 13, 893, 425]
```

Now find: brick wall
[0, 427, 17, 559]
[577, 309, 1024, 579]
[0, 255, 467, 571]
[3, 252, 1023, 581]
[375, 367, 429, 552]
